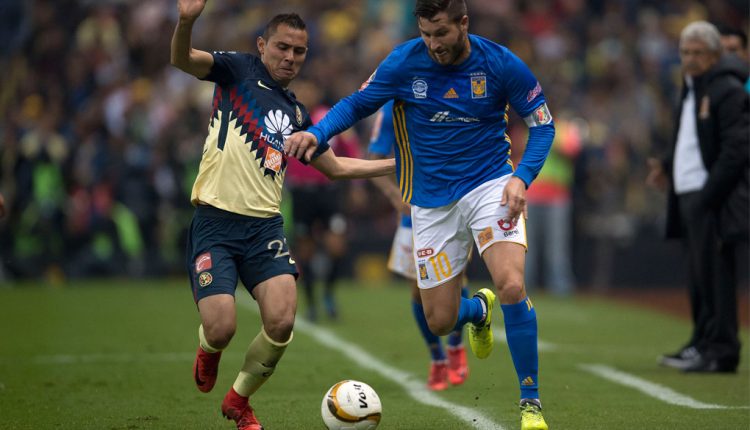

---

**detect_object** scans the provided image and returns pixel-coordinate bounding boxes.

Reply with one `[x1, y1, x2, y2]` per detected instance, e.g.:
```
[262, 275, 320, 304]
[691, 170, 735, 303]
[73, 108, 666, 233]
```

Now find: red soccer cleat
[222, 388, 264, 430]
[447, 345, 469, 386]
[193, 346, 222, 393]
[427, 361, 449, 391]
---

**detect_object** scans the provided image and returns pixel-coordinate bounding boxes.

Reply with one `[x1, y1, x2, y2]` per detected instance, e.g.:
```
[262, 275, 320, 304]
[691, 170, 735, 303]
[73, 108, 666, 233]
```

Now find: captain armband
[523, 103, 553, 127]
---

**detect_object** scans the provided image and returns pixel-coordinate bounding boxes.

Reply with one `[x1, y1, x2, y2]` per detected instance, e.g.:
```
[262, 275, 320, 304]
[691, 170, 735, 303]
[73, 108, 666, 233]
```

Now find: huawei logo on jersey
[263, 110, 293, 147]
[257, 109, 293, 177]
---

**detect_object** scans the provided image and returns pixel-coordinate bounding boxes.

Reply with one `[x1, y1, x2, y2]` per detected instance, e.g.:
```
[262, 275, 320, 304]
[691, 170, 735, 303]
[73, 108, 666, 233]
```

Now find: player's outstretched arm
[367, 154, 410, 215]
[311, 150, 395, 180]
[170, 0, 214, 78]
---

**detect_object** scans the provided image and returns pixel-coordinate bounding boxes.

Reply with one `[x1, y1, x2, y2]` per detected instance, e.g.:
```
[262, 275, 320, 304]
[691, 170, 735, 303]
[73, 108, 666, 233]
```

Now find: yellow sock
[232, 326, 292, 397]
[198, 324, 223, 353]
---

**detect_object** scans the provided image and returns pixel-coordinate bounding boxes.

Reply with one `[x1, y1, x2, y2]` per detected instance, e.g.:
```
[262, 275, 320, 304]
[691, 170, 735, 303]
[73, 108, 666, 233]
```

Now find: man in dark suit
[647, 20, 749, 373]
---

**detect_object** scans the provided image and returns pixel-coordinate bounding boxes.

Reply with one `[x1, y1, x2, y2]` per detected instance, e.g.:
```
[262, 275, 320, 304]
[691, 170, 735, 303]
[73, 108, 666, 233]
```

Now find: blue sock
[502, 297, 539, 400]
[452, 293, 484, 332]
[411, 300, 445, 361]
[448, 286, 469, 347]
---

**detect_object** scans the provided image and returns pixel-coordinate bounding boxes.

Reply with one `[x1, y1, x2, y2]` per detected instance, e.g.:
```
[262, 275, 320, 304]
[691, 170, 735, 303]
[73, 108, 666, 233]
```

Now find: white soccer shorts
[411, 174, 527, 289]
[387, 223, 418, 280]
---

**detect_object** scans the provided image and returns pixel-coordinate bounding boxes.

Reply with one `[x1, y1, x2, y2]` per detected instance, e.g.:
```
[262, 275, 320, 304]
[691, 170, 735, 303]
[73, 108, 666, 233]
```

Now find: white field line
[580, 364, 749, 410]
[238, 300, 506, 430]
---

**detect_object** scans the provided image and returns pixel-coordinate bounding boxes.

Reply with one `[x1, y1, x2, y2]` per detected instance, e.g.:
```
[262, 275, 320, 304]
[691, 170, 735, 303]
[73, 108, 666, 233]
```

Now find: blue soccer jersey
[311, 35, 554, 208]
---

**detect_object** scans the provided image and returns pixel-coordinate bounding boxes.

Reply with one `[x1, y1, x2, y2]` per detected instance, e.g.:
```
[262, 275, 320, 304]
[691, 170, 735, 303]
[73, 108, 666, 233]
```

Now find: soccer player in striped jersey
[368, 100, 470, 391]
[171, 1, 394, 429]
[286, 1, 553, 428]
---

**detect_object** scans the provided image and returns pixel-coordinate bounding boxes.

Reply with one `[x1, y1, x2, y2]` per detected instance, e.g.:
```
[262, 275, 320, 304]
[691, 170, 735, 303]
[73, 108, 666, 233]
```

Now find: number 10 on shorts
[428, 251, 452, 281]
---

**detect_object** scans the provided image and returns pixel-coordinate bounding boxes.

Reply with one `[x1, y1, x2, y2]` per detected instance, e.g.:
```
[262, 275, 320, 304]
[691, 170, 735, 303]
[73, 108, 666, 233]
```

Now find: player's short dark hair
[414, 0, 467, 23]
[717, 24, 748, 49]
[262, 13, 306, 40]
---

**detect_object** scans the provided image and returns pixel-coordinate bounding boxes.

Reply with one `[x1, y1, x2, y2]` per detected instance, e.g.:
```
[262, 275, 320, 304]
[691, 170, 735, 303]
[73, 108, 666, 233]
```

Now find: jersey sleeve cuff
[309, 127, 330, 153]
[513, 165, 535, 188]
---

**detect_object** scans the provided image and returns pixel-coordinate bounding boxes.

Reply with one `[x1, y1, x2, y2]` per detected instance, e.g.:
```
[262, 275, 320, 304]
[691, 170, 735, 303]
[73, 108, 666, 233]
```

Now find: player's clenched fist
[177, 0, 207, 22]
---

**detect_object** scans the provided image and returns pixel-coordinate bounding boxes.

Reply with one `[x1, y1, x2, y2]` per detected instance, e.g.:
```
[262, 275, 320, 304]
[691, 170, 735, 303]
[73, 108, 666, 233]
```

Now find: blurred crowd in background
[0, 0, 747, 288]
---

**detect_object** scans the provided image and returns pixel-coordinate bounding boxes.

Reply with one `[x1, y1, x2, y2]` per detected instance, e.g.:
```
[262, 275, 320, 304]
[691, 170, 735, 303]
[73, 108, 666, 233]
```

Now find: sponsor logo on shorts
[416, 248, 434, 258]
[418, 263, 429, 280]
[198, 271, 213, 287]
[498, 219, 516, 231]
[195, 252, 212, 273]
[478, 227, 494, 247]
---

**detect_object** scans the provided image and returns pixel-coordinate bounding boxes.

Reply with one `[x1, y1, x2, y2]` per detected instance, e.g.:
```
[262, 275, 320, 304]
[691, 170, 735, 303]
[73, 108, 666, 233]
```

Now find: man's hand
[501, 176, 527, 226]
[646, 157, 668, 192]
[284, 131, 319, 162]
[177, 0, 207, 22]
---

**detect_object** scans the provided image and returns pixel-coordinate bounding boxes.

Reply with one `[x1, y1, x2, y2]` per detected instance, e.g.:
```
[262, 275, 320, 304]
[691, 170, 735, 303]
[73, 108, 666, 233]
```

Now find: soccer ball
[321, 380, 382, 430]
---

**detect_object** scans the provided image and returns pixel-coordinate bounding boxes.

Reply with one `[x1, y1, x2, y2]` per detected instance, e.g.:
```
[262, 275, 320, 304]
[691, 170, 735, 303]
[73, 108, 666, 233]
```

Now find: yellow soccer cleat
[468, 288, 496, 359]
[520, 399, 548, 430]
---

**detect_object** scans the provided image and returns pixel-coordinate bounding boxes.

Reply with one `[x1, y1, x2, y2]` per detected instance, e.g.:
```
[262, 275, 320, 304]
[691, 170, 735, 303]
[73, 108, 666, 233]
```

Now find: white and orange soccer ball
[321, 380, 382, 430]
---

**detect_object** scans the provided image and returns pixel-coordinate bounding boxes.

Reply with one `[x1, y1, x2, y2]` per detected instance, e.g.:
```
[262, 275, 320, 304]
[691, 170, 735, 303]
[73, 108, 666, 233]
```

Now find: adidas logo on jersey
[443, 88, 459, 99]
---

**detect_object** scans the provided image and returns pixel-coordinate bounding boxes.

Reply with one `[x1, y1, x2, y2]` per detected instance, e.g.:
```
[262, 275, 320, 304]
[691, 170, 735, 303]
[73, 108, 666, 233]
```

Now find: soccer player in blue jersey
[286, 1, 553, 428]
[171, 1, 394, 429]
[369, 100, 470, 391]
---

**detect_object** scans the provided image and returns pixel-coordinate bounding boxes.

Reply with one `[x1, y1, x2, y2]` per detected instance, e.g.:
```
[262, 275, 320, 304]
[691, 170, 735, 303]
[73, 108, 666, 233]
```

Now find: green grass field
[0, 279, 747, 429]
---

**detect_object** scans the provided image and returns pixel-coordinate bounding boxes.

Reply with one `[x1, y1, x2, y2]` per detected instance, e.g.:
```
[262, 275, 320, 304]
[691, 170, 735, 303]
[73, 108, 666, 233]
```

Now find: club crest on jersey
[198, 271, 213, 288]
[412, 79, 428, 99]
[471, 74, 487, 99]
[418, 263, 429, 280]
[295, 105, 303, 126]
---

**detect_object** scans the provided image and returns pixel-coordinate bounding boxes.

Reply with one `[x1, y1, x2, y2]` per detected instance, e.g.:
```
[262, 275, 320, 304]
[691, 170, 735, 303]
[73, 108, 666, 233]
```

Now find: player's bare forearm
[501, 176, 528, 224]
[170, 0, 213, 78]
[311, 151, 395, 180]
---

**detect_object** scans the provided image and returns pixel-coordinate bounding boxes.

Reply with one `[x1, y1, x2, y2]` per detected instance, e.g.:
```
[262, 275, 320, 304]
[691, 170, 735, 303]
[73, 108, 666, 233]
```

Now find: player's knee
[263, 315, 294, 343]
[204, 321, 236, 349]
[426, 314, 454, 336]
[497, 278, 526, 303]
